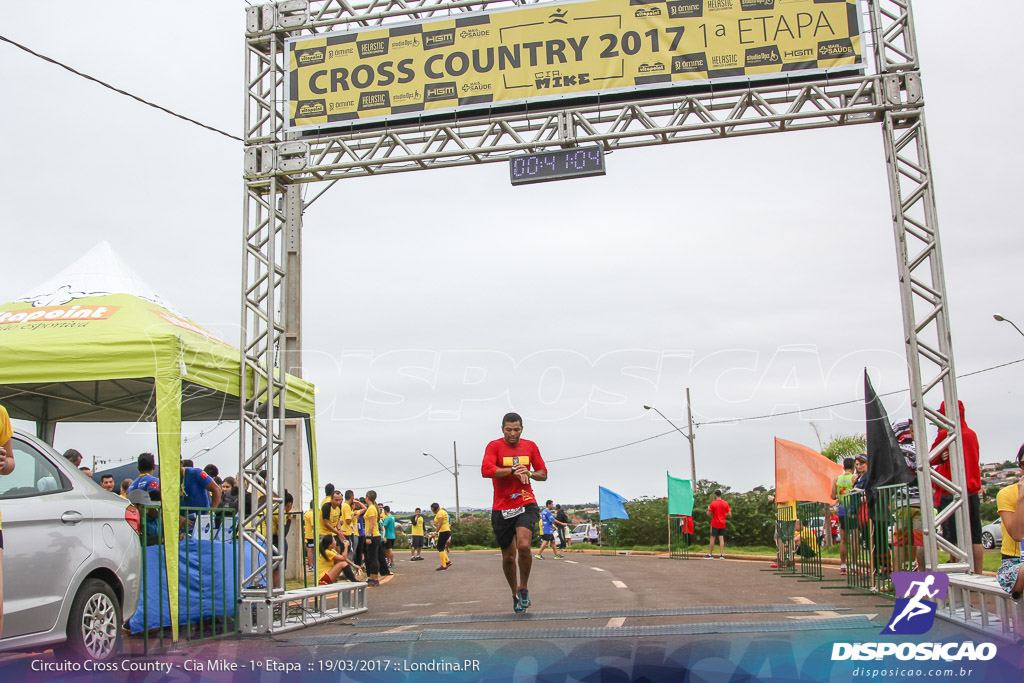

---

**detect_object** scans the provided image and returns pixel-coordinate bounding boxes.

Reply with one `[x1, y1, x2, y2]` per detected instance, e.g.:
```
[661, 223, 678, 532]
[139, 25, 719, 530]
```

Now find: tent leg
[36, 420, 56, 446]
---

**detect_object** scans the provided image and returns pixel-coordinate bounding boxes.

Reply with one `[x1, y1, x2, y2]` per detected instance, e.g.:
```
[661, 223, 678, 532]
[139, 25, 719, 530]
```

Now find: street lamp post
[424, 445, 460, 520]
[994, 314, 1024, 340]
[644, 388, 697, 482]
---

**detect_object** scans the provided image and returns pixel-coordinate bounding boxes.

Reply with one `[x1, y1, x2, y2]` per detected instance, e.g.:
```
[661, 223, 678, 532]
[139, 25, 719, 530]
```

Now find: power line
[312, 356, 1024, 490]
[188, 425, 240, 460]
[183, 420, 229, 444]
[547, 429, 678, 463]
[695, 356, 1024, 427]
[0, 34, 242, 142]
[351, 467, 451, 490]
[554, 355, 1024, 463]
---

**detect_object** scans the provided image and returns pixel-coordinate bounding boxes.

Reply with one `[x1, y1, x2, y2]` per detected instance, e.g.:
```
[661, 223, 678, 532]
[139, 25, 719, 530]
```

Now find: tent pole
[36, 420, 56, 446]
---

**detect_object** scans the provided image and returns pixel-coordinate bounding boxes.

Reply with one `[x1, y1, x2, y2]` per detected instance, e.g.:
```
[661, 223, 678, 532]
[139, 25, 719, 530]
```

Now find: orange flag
[774, 437, 844, 504]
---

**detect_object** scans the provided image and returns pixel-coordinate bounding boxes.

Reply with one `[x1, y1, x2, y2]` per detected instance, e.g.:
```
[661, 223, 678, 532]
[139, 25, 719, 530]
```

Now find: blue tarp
[129, 538, 262, 633]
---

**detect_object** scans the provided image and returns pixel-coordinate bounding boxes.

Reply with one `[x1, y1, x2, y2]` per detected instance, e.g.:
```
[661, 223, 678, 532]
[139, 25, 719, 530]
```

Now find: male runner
[536, 500, 561, 559]
[831, 458, 857, 574]
[481, 412, 547, 613]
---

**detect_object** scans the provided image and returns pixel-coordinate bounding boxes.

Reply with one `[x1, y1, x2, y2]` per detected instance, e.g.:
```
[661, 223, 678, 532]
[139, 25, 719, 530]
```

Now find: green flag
[667, 473, 694, 516]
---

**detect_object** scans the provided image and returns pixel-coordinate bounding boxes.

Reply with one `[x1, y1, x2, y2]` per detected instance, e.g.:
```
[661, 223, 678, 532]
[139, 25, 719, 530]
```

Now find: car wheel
[981, 532, 995, 550]
[64, 578, 122, 662]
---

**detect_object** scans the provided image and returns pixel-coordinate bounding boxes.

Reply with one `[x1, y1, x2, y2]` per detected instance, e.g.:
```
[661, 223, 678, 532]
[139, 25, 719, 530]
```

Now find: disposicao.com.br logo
[832, 571, 997, 662]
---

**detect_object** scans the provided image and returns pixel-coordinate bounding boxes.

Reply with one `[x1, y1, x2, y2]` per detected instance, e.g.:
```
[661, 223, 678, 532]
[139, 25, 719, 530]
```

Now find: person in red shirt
[481, 412, 547, 613]
[932, 400, 983, 573]
[705, 489, 731, 559]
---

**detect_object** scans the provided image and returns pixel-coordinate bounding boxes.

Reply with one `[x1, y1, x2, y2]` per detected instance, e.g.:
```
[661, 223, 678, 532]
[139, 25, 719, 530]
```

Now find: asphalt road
[3, 550, 1008, 682]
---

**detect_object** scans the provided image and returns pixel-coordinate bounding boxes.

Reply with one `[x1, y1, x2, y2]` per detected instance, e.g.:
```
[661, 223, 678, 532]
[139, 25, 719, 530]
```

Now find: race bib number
[502, 506, 525, 520]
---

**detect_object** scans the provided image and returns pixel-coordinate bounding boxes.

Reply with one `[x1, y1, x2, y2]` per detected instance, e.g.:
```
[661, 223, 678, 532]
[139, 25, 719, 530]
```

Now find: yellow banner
[287, 0, 863, 129]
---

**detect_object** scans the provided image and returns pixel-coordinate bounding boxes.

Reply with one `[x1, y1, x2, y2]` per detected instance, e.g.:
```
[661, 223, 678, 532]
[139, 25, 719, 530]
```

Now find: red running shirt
[708, 499, 730, 529]
[481, 438, 546, 511]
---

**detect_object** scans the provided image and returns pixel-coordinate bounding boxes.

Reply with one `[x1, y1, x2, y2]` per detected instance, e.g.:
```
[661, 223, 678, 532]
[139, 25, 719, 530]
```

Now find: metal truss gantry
[241, 0, 1002, 635]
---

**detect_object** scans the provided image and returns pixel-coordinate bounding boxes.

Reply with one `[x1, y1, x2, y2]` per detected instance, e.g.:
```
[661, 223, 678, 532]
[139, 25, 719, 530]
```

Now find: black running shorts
[491, 503, 540, 550]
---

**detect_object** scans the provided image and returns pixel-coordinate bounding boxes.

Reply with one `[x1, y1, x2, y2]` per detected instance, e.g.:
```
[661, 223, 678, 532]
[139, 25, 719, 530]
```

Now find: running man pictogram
[887, 574, 939, 631]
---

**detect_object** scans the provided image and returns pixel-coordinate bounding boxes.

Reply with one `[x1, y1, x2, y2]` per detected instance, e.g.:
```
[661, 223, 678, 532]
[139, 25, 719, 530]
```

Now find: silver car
[981, 519, 1003, 550]
[0, 430, 141, 661]
[570, 523, 590, 544]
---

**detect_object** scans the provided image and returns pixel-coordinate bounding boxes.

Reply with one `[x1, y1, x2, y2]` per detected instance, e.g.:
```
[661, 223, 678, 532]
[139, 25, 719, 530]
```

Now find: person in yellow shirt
[410, 507, 425, 561]
[317, 536, 357, 585]
[320, 490, 344, 544]
[795, 521, 820, 559]
[431, 502, 452, 571]
[340, 489, 366, 564]
[363, 490, 382, 586]
[772, 500, 796, 569]
[303, 501, 316, 573]
[996, 446, 1024, 599]
[0, 404, 15, 638]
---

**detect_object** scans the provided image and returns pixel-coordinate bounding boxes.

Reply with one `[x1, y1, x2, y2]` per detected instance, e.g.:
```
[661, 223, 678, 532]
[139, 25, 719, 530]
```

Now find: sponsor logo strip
[0, 305, 120, 325]
[286, 0, 863, 127]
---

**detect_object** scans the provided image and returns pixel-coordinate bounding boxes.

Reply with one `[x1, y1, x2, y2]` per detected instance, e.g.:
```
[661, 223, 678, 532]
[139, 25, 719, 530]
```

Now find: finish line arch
[236, 0, 978, 634]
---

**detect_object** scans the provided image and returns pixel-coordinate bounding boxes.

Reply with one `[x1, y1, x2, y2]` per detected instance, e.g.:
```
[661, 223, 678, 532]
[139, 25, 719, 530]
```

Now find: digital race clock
[509, 146, 606, 186]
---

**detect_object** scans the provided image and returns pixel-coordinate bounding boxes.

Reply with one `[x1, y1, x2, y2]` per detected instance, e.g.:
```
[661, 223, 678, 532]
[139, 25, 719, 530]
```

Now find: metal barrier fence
[599, 522, 618, 556]
[840, 484, 913, 595]
[669, 516, 693, 559]
[842, 490, 872, 591]
[775, 505, 797, 574]
[137, 505, 239, 652]
[796, 502, 827, 580]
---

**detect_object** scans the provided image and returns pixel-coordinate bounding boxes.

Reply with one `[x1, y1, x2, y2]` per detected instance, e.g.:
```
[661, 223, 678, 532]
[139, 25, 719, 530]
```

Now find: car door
[0, 437, 95, 639]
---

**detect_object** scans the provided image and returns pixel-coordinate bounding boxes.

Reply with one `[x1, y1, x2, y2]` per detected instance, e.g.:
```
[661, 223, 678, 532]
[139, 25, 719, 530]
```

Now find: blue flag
[599, 486, 630, 520]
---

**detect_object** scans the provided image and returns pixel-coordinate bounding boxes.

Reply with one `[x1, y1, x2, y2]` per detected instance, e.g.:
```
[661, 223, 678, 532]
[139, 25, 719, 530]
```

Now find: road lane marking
[449, 600, 480, 605]
[606, 617, 626, 627]
[591, 567, 605, 572]
[402, 603, 433, 607]
[564, 560, 578, 564]
[787, 596, 840, 619]
[612, 580, 627, 588]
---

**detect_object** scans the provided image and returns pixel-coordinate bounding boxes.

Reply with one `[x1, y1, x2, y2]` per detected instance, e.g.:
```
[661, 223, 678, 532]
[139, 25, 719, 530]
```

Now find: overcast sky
[3, 1, 1022, 512]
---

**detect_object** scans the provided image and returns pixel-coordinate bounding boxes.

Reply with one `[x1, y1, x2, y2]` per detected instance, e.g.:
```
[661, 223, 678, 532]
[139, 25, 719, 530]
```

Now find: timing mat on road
[340, 603, 849, 628]
[284, 616, 876, 645]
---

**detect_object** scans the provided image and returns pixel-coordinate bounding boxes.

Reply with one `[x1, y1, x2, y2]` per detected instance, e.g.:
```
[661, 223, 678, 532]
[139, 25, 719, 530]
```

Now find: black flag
[864, 370, 914, 502]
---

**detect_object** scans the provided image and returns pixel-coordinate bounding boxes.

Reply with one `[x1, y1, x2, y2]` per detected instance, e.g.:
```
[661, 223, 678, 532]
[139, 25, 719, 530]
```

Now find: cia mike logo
[882, 572, 949, 635]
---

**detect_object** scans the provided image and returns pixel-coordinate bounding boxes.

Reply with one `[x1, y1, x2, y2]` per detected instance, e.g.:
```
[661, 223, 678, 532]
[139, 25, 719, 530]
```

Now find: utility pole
[453, 441, 460, 521]
[686, 388, 697, 483]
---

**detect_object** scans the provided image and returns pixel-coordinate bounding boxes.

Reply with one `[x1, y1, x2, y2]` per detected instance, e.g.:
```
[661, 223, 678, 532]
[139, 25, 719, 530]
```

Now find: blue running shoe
[517, 588, 530, 610]
[514, 596, 524, 613]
